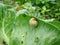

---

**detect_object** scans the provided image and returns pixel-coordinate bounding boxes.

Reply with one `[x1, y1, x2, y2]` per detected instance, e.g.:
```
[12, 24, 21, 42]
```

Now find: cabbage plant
[0, 3, 60, 45]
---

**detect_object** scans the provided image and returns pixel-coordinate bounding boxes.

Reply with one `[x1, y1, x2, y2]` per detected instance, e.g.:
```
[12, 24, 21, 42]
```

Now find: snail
[29, 17, 38, 27]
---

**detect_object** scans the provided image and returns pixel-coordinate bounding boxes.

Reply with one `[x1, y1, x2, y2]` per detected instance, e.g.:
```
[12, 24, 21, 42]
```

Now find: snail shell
[29, 18, 38, 27]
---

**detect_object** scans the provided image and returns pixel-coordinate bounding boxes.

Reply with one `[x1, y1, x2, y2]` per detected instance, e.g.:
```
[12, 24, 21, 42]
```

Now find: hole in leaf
[35, 37, 40, 43]
[2, 40, 7, 45]
[21, 41, 23, 44]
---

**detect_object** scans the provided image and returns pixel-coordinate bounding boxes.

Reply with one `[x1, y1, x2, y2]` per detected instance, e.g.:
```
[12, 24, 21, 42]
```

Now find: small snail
[29, 17, 38, 27]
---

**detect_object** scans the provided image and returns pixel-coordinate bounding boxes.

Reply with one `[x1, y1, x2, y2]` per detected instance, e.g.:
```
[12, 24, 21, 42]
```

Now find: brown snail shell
[29, 18, 38, 27]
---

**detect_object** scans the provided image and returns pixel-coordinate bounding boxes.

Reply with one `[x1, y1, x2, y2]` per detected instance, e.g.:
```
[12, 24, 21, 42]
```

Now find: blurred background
[0, 0, 60, 21]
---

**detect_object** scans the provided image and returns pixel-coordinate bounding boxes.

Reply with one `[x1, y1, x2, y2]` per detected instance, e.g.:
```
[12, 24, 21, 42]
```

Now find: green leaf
[0, 3, 60, 45]
[0, 4, 15, 45]
[49, 21, 60, 30]
[10, 14, 60, 45]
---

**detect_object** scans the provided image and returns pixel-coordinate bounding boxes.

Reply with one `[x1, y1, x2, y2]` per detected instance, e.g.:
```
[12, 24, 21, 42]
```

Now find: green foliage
[2, 0, 60, 21]
[13, 0, 60, 21]
[0, 0, 60, 45]
[0, 4, 60, 45]
[10, 14, 60, 45]
[0, 3, 15, 45]
[30, 0, 60, 20]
